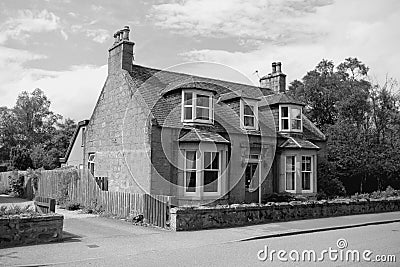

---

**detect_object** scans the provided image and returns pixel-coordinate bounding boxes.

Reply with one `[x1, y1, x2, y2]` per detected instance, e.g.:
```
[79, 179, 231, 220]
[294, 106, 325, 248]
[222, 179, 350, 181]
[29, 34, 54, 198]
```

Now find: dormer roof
[262, 93, 305, 106]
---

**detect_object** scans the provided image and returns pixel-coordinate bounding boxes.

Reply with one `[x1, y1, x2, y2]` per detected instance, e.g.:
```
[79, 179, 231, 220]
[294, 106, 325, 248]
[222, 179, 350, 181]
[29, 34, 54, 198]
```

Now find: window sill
[183, 120, 214, 126]
[279, 129, 303, 133]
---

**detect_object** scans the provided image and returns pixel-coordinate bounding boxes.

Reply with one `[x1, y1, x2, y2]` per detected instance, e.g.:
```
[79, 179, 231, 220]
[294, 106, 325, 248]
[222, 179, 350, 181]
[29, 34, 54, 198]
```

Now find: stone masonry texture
[170, 198, 400, 231]
[0, 214, 64, 248]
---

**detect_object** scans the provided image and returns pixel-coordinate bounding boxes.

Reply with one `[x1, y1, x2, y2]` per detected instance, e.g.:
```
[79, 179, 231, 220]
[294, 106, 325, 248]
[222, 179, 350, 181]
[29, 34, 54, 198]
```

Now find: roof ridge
[131, 64, 260, 90]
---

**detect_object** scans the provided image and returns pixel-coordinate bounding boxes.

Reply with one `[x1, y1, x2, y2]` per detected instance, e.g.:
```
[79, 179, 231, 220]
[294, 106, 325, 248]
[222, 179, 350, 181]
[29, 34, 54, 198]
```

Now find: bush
[8, 172, 25, 197]
[0, 205, 38, 217]
[82, 199, 104, 214]
[263, 193, 296, 203]
[55, 168, 79, 205]
[26, 168, 40, 192]
[317, 159, 346, 198]
[65, 202, 81, 211]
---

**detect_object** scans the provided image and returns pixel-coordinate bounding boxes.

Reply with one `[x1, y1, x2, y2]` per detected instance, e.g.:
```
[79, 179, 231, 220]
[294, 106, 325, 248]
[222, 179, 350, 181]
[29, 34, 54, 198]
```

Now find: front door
[245, 162, 259, 203]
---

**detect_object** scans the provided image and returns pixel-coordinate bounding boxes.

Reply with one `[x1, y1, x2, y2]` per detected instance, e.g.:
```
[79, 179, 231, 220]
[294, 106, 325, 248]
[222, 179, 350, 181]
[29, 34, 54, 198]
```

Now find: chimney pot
[108, 25, 135, 74]
[276, 62, 282, 73]
[272, 62, 277, 73]
[122, 26, 130, 40]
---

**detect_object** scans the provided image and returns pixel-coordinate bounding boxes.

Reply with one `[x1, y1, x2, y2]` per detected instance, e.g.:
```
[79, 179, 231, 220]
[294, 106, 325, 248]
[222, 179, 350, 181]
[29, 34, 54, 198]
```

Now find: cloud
[0, 9, 62, 44]
[149, 0, 334, 44]
[0, 44, 106, 120]
[0, 62, 107, 120]
[71, 25, 110, 43]
[176, 0, 400, 86]
[86, 29, 110, 43]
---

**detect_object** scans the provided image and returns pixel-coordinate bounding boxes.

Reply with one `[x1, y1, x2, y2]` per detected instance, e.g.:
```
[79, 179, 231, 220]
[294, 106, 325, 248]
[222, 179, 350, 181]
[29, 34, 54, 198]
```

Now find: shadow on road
[62, 231, 83, 243]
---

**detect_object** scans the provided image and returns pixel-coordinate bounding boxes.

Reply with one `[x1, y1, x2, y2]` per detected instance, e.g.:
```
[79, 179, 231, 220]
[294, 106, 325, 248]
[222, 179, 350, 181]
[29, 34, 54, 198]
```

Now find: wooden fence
[36, 168, 172, 228]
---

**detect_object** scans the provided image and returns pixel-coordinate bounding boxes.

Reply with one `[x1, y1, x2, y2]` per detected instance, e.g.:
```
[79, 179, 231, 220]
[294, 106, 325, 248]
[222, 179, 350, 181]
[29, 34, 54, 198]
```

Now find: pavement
[0, 197, 400, 266]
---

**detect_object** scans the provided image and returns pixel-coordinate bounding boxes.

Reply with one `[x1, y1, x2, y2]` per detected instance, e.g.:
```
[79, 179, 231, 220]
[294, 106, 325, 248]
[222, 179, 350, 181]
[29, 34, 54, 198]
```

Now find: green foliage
[292, 57, 400, 195]
[26, 168, 41, 192]
[317, 159, 346, 198]
[82, 198, 104, 214]
[351, 186, 400, 200]
[0, 89, 77, 170]
[262, 193, 308, 203]
[55, 168, 79, 205]
[65, 202, 81, 211]
[8, 172, 25, 197]
[9, 147, 33, 171]
[0, 205, 39, 217]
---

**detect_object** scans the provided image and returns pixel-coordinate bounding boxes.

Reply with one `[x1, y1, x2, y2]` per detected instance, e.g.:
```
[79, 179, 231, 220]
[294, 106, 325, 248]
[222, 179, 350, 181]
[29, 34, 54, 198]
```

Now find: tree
[12, 88, 61, 148]
[290, 58, 371, 131]
[0, 107, 17, 162]
[0, 88, 76, 170]
[291, 57, 400, 194]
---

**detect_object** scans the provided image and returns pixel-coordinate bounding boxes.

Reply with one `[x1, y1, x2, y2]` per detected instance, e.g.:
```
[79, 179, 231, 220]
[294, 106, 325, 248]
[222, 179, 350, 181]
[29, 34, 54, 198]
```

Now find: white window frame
[203, 151, 221, 196]
[285, 155, 296, 193]
[301, 155, 313, 193]
[182, 90, 214, 124]
[88, 153, 95, 176]
[240, 99, 259, 130]
[245, 154, 261, 192]
[183, 149, 223, 197]
[183, 150, 199, 197]
[279, 105, 303, 132]
[81, 127, 86, 147]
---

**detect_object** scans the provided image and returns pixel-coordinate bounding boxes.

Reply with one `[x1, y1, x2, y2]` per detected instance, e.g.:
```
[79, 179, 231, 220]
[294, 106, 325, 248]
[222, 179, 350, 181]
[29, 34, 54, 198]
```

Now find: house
[59, 120, 89, 169]
[63, 26, 325, 205]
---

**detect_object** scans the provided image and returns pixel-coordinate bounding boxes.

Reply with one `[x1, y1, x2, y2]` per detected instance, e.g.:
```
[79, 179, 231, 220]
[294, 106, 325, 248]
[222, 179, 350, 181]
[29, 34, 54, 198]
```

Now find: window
[88, 153, 95, 176]
[182, 91, 213, 123]
[184, 151, 197, 193]
[204, 152, 219, 192]
[81, 127, 86, 147]
[301, 156, 313, 191]
[285, 156, 296, 192]
[183, 150, 223, 196]
[245, 162, 259, 191]
[240, 99, 258, 130]
[95, 177, 108, 191]
[279, 105, 302, 132]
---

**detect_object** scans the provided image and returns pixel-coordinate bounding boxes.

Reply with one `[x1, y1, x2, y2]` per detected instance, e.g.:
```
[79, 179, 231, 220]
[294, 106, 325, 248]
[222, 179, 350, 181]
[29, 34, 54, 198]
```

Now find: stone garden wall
[170, 198, 400, 231]
[0, 214, 63, 248]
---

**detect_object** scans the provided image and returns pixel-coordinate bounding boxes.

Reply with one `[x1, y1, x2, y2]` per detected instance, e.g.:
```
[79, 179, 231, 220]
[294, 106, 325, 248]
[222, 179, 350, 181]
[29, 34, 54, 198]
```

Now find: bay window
[283, 154, 315, 193]
[182, 91, 213, 123]
[279, 105, 302, 132]
[183, 149, 225, 197]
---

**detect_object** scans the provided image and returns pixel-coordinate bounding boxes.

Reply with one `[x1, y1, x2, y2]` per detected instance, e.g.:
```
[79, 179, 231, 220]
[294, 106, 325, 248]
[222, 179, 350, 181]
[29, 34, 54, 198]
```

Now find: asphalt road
[1, 211, 400, 266]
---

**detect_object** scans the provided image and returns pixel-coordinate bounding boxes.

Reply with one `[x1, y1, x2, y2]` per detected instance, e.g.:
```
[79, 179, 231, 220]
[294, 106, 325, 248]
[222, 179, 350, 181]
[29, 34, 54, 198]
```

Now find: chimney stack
[108, 26, 135, 74]
[259, 62, 287, 93]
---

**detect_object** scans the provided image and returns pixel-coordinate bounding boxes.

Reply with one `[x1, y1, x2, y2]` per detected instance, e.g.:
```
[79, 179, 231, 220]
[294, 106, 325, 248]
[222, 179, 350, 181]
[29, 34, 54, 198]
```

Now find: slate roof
[178, 128, 229, 143]
[279, 137, 320, 150]
[125, 64, 325, 141]
[218, 89, 264, 102]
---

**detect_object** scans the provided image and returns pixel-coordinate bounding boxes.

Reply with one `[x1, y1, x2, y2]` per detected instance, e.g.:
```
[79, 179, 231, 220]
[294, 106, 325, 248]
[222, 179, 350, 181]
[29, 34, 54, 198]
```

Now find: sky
[0, 0, 399, 121]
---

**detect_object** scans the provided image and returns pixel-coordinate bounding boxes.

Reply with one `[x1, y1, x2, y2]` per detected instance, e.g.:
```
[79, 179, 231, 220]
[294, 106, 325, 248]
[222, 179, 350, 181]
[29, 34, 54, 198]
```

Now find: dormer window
[279, 105, 302, 132]
[240, 99, 258, 130]
[182, 90, 214, 124]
